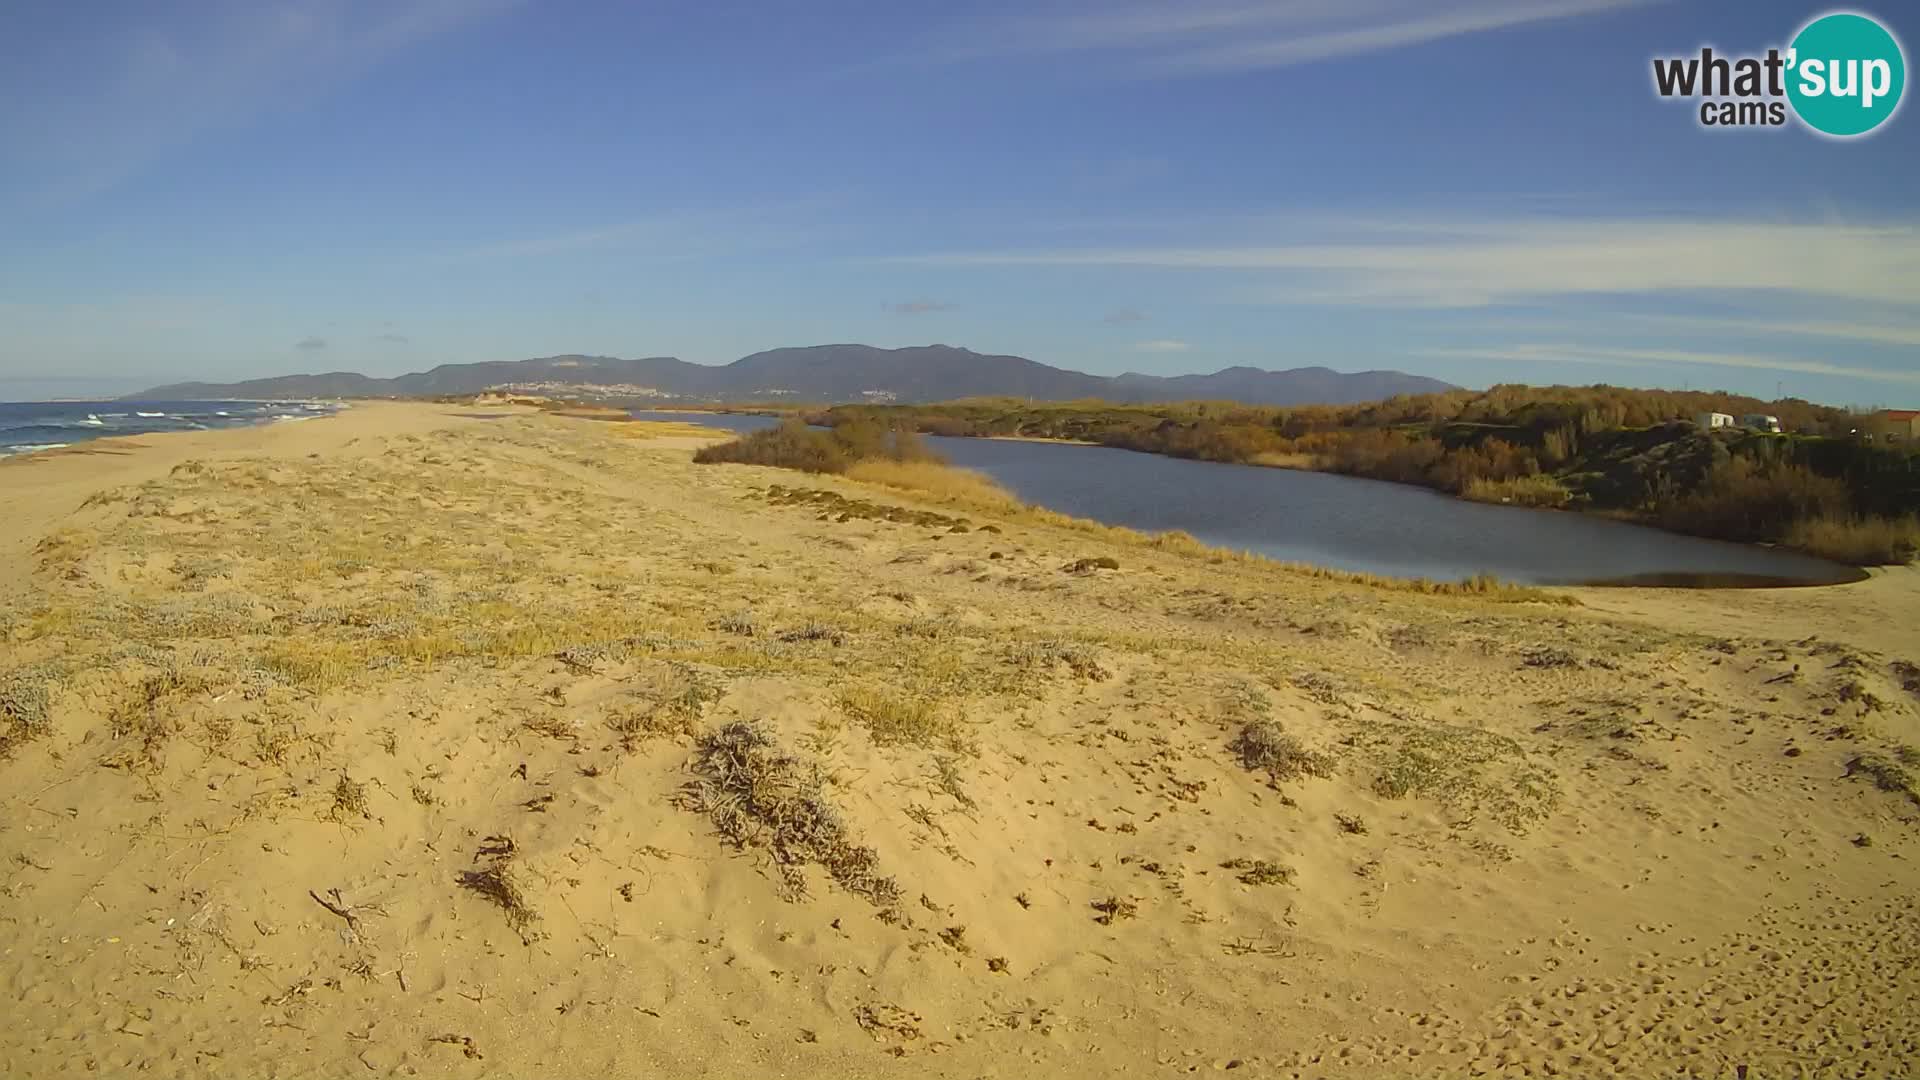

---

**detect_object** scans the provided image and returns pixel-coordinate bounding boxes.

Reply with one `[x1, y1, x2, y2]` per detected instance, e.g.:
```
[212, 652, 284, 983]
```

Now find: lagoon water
[633, 411, 1859, 587]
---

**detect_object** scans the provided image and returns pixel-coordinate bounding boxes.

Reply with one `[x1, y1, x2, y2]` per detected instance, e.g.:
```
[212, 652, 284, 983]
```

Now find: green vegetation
[836, 686, 958, 749]
[691, 418, 938, 473]
[806, 387, 1920, 565]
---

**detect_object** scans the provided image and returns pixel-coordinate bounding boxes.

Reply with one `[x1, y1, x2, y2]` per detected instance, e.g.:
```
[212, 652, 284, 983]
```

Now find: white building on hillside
[1695, 412, 1735, 431]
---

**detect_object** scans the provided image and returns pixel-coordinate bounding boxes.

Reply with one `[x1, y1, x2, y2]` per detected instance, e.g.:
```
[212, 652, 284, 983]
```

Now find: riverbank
[2, 404, 1916, 1077]
[665, 413, 1863, 588]
[805, 402, 1920, 568]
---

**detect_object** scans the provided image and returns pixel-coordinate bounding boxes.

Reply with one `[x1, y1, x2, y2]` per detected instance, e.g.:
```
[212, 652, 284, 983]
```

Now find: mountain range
[132, 344, 1456, 407]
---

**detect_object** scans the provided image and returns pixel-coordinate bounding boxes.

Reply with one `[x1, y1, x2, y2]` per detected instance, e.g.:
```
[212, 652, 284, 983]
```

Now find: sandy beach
[2, 402, 1916, 1078]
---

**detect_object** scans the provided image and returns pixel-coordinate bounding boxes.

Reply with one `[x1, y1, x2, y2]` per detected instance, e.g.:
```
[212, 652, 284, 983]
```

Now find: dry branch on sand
[457, 835, 541, 942]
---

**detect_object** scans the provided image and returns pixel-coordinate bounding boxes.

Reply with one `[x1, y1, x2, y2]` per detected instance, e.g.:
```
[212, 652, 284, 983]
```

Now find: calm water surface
[633, 411, 1858, 587]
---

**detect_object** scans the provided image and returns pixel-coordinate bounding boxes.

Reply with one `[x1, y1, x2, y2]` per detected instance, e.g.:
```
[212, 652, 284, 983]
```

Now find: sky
[1, 0, 1916, 404]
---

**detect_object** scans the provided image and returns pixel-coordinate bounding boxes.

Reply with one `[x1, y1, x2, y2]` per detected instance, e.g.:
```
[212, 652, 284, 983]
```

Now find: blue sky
[1, 0, 1916, 404]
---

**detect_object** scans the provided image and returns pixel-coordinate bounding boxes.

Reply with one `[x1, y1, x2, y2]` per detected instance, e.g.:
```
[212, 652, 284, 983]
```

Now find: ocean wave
[0, 443, 70, 457]
[1, 423, 105, 439]
[135, 411, 167, 418]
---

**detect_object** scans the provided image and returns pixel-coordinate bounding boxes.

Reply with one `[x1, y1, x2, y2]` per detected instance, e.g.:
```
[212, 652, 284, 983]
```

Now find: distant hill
[133, 344, 1455, 407]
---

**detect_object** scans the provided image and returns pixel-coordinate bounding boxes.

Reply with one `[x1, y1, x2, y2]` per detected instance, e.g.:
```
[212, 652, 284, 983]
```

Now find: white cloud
[1423, 343, 1920, 387]
[893, 218, 1920, 309]
[940, 0, 1652, 74]
[1625, 313, 1920, 348]
[1133, 339, 1193, 352]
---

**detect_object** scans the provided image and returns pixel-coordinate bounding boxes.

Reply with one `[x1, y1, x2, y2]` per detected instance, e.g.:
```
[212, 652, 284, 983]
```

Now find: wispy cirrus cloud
[936, 0, 1654, 74]
[1103, 308, 1149, 324]
[1622, 312, 1920, 348]
[443, 201, 834, 261]
[892, 218, 1920, 309]
[0, 0, 520, 206]
[1132, 339, 1192, 352]
[294, 337, 329, 352]
[887, 299, 957, 314]
[1423, 343, 1920, 387]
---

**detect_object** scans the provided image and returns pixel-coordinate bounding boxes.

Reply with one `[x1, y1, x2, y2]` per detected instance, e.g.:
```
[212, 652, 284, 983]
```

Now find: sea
[0, 400, 344, 458]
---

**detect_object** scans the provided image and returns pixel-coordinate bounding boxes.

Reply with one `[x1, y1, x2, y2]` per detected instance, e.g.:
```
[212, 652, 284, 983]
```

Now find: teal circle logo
[1787, 12, 1906, 137]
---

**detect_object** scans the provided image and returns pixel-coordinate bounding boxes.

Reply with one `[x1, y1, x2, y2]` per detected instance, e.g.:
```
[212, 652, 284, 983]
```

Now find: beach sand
[1, 402, 1915, 1078]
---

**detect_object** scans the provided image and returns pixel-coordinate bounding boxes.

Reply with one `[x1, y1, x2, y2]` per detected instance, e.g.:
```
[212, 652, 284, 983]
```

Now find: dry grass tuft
[457, 835, 541, 942]
[1230, 719, 1334, 781]
[0, 668, 56, 757]
[931, 754, 976, 810]
[837, 687, 957, 749]
[1845, 750, 1920, 804]
[1007, 640, 1111, 682]
[684, 720, 901, 910]
[853, 1002, 923, 1043]
[1355, 718, 1560, 832]
[845, 460, 1020, 510]
[1894, 661, 1920, 697]
[328, 774, 371, 822]
[103, 666, 209, 768]
[609, 670, 722, 748]
[1220, 858, 1296, 886]
[778, 621, 848, 646]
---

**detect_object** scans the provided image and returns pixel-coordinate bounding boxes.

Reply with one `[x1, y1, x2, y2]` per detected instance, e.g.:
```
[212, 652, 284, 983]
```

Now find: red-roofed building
[1868, 409, 1920, 441]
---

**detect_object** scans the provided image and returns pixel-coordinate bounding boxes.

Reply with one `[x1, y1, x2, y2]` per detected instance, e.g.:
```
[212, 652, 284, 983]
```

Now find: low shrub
[693, 420, 940, 474]
[1783, 514, 1920, 566]
[1655, 457, 1851, 544]
[1462, 475, 1573, 509]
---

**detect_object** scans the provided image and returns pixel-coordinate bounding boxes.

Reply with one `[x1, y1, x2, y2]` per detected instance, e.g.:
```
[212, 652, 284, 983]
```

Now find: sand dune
[1, 403, 1915, 1078]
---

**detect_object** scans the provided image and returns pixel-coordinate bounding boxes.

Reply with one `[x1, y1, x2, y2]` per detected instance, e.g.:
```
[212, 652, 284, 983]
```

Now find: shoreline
[931, 430, 1891, 575]
[1, 402, 1914, 1076]
[653, 412, 1870, 589]
[0, 398, 351, 462]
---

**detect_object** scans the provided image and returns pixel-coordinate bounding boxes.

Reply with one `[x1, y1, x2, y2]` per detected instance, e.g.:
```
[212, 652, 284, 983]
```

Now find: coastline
[870, 426, 1895, 573]
[2, 403, 1916, 1076]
